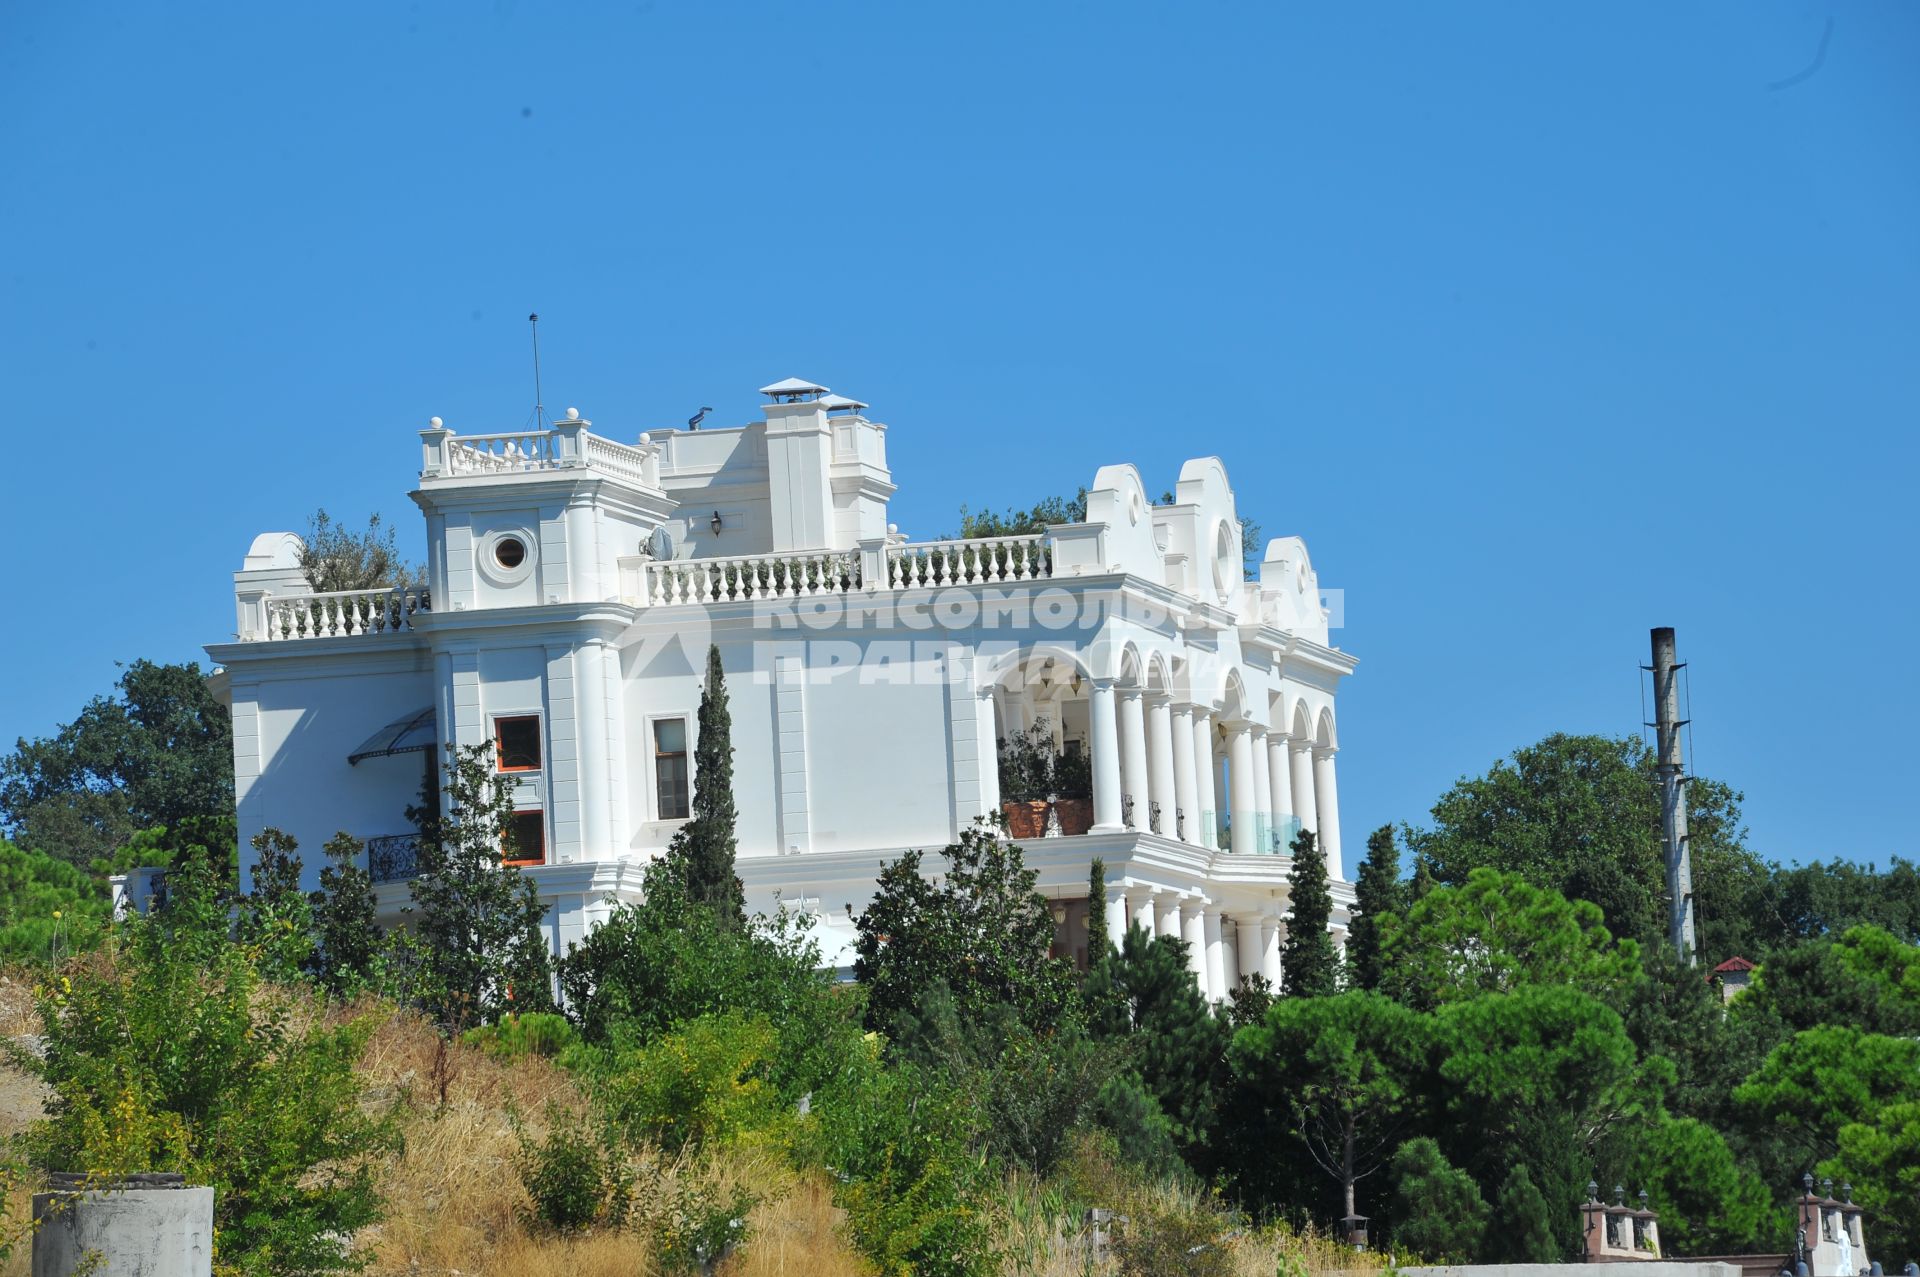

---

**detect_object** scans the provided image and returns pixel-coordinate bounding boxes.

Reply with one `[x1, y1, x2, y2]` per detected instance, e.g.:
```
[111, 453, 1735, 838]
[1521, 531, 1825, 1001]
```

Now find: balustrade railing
[445, 431, 563, 474]
[367, 833, 423, 883]
[642, 551, 861, 605]
[887, 535, 1050, 589]
[264, 587, 429, 640]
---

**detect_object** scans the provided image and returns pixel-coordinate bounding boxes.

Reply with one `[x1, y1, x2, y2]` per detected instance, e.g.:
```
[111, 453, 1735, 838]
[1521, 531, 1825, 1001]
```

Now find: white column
[572, 643, 609, 861]
[1181, 900, 1208, 991]
[1118, 688, 1149, 830]
[1130, 886, 1155, 938]
[1154, 892, 1184, 941]
[1288, 739, 1318, 847]
[1250, 728, 1274, 854]
[1236, 915, 1265, 990]
[1103, 888, 1129, 955]
[1268, 735, 1294, 843]
[1146, 696, 1176, 837]
[1089, 679, 1124, 832]
[1171, 704, 1199, 845]
[1314, 747, 1344, 881]
[1228, 724, 1257, 856]
[1192, 710, 1218, 849]
[1203, 910, 1228, 1003]
[1262, 918, 1284, 986]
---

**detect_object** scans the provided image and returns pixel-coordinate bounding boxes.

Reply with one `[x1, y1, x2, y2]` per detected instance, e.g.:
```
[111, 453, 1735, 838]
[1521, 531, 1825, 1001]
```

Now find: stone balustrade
[263, 587, 429, 641]
[886, 535, 1050, 588]
[642, 550, 862, 605]
[421, 420, 661, 488]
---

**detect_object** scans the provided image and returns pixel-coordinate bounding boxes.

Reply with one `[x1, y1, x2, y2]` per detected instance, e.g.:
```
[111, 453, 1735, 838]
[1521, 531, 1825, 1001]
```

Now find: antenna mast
[529, 312, 544, 425]
[1649, 627, 1697, 965]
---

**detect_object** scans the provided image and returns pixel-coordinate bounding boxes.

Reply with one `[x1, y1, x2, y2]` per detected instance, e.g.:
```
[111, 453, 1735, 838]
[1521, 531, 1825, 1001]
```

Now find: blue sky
[2, 3, 1914, 867]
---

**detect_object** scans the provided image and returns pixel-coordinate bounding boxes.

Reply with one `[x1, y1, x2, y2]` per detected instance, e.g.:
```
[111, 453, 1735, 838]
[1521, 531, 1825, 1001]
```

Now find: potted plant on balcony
[1052, 744, 1094, 835]
[997, 721, 1056, 840]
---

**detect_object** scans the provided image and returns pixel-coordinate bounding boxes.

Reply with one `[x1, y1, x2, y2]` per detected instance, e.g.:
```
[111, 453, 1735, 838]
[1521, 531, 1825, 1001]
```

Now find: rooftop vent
[818, 393, 869, 414]
[759, 377, 828, 403]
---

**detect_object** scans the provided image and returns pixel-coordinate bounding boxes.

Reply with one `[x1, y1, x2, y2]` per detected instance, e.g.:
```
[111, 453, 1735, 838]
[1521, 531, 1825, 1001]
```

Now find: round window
[494, 537, 527, 570]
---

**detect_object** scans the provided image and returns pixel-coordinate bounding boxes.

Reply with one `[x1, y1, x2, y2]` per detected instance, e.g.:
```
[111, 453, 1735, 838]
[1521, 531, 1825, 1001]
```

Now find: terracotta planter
[1054, 798, 1094, 836]
[1001, 800, 1050, 840]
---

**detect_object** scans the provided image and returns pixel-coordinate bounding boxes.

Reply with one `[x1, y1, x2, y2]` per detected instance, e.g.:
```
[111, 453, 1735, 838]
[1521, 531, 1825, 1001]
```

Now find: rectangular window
[654, 718, 690, 820]
[495, 716, 542, 772]
[505, 810, 546, 865]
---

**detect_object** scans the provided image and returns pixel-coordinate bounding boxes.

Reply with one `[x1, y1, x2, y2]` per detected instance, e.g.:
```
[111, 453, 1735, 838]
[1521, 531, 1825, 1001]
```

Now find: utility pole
[1649, 627, 1696, 965]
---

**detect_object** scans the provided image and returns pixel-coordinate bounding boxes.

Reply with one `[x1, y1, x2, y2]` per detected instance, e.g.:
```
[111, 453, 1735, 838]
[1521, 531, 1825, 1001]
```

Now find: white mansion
[203, 378, 1356, 1000]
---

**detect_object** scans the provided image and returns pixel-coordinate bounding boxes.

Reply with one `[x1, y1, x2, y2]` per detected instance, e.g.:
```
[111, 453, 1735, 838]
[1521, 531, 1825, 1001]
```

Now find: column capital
[1117, 685, 1145, 704]
[1287, 735, 1315, 754]
[1313, 743, 1338, 760]
[1189, 704, 1215, 723]
[1090, 675, 1117, 692]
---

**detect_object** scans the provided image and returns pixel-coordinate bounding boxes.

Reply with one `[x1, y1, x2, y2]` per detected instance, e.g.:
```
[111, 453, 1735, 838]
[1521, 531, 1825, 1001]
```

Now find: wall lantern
[710, 511, 724, 535]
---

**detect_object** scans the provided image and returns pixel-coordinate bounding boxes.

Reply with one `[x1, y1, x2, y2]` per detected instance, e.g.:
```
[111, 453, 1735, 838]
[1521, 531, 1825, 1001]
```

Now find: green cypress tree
[1282, 828, 1338, 998]
[1347, 824, 1404, 991]
[666, 644, 745, 927]
[1087, 858, 1111, 958]
[309, 831, 382, 997]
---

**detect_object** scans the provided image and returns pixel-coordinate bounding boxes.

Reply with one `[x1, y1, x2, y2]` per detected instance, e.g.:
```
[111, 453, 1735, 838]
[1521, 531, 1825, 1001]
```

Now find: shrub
[515, 1107, 630, 1233]
[597, 1013, 785, 1152]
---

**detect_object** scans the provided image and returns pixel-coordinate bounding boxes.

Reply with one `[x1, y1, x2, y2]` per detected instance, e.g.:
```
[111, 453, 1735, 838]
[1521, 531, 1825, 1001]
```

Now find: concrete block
[32, 1182, 214, 1277]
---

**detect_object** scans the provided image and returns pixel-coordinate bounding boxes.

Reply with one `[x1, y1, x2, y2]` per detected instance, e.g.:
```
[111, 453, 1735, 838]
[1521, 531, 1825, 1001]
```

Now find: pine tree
[1347, 824, 1404, 991]
[1282, 827, 1338, 997]
[309, 831, 382, 996]
[1100, 923, 1229, 1150]
[409, 742, 554, 1029]
[238, 826, 314, 982]
[666, 644, 745, 927]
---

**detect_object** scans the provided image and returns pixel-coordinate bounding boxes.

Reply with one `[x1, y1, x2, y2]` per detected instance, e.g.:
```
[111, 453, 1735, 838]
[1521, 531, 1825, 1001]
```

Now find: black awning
[347, 706, 437, 766]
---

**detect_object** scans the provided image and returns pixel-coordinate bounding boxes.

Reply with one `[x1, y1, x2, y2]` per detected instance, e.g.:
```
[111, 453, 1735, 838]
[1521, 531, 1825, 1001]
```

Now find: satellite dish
[647, 526, 674, 560]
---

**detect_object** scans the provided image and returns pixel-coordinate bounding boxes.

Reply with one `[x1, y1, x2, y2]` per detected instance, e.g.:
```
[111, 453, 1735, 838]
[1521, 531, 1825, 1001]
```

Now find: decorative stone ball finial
[887, 523, 899, 537]
[566, 407, 580, 421]
[430, 416, 443, 428]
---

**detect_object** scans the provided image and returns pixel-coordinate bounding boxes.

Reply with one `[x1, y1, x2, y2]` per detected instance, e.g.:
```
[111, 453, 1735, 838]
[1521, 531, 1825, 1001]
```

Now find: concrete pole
[1203, 910, 1228, 1002]
[1261, 919, 1284, 985]
[1288, 740, 1318, 845]
[1651, 627, 1697, 965]
[1192, 710, 1219, 849]
[1249, 728, 1274, 853]
[1313, 747, 1344, 882]
[1182, 901, 1209, 991]
[1268, 734, 1295, 845]
[1117, 689, 1149, 830]
[1146, 696, 1177, 836]
[1229, 726, 1257, 856]
[1088, 679, 1124, 832]
[1236, 915, 1265, 990]
[1171, 704, 1199, 845]
[1154, 892, 1184, 941]
[1103, 888, 1129, 955]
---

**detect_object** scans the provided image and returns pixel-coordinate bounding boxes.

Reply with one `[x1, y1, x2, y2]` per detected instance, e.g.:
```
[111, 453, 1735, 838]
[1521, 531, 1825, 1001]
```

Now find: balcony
[367, 833, 423, 884]
[262, 586, 430, 641]
[629, 533, 1052, 607]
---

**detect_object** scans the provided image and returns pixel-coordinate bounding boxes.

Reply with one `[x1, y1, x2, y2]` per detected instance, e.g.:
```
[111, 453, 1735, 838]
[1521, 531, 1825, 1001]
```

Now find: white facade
[206, 379, 1357, 997]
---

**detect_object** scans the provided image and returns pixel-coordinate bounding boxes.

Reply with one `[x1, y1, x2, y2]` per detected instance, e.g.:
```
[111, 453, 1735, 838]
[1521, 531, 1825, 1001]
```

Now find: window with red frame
[505, 810, 546, 865]
[495, 716, 542, 772]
